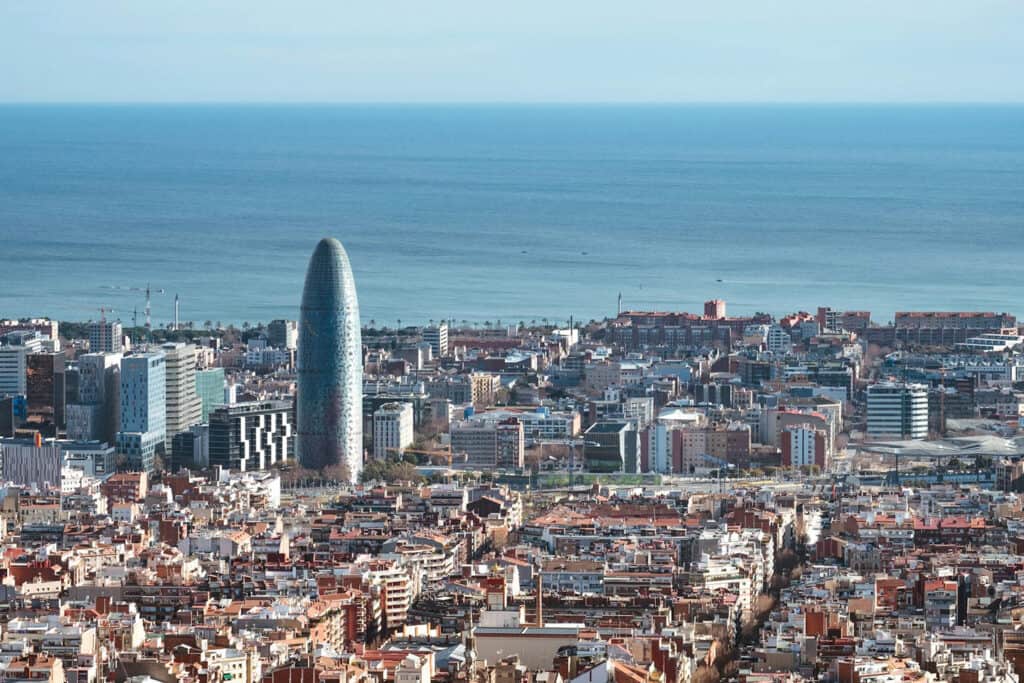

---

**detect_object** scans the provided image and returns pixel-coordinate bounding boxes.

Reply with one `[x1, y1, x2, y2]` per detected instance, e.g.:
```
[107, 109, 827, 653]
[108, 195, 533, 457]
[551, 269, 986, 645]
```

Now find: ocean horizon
[1, 103, 1022, 328]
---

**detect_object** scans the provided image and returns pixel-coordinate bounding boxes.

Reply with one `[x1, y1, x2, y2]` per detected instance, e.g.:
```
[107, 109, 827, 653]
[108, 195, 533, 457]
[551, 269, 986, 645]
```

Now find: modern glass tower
[296, 237, 363, 482]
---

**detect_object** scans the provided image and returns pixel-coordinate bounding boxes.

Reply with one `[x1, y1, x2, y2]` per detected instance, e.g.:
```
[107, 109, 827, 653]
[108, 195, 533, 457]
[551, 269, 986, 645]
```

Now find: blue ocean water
[0, 104, 1022, 328]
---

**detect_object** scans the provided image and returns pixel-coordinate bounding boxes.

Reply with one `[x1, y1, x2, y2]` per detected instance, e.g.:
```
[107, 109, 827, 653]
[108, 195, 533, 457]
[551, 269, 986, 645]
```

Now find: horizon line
[1, 100, 1023, 107]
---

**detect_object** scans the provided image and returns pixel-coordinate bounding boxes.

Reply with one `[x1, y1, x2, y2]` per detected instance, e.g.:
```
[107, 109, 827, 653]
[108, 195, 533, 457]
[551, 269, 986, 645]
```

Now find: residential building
[780, 424, 828, 469]
[373, 402, 414, 459]
[267, 319, 298, 350]
[471, 373, 501, 409]
[423, 321, 449, 358]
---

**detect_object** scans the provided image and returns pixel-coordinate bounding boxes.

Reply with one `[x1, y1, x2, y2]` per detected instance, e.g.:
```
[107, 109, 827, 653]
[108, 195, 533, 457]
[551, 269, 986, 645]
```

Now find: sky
[1, 1, 1022, 103]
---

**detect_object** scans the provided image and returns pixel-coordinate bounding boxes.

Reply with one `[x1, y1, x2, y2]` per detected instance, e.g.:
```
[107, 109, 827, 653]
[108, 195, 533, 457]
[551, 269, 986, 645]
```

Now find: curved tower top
[296, 237, 363, 482]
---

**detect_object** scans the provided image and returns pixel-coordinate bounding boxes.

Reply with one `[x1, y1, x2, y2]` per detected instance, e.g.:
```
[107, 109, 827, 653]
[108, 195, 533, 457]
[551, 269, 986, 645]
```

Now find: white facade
[162, 343, 201, 448]
[0, 345, 31, 397]
[373, 402, 415, 459]
[767, 324, 792, 355]
[423, 322, 449, 358]
[867, 382, 929, 439]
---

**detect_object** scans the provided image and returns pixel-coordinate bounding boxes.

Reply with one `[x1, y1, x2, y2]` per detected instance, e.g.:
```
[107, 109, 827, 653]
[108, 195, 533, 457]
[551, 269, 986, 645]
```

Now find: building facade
[116, 351, 166, 473]
[89, 320, 124, 354]
[297, 238, 363, 481]
[209, 400, 294, 472]
[372, 402, 414, 459]
[161, 343, 201, 449]
[867, 382, 929, 440]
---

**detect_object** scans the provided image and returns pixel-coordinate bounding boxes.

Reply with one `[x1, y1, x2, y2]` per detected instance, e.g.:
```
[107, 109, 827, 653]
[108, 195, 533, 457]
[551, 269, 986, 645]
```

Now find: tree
[691, 666, 719, 683]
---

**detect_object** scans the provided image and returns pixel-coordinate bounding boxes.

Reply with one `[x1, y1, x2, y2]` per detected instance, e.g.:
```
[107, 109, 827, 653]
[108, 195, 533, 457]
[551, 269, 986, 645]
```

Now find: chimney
[535, 567, 543, 627]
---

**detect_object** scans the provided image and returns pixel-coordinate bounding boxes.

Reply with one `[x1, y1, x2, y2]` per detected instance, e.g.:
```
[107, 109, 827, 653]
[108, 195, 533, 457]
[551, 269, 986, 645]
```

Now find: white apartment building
[373, 402, 414, 459]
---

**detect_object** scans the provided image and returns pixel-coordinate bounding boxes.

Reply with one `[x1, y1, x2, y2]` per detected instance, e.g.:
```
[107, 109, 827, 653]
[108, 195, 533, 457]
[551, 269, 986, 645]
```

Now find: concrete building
[373, 402, 414, 459]
[704, 299, 727, 319]
[208, 401, 293, 471]
[867, 382, 928, 440]
[116, 351, 166, 473]
[161, 343, 201, 448]
[450, 418, 524, 470]
[267, 319, 298, 350]
[61, 440, 117, 478]
[297, 237, 363, 482]
[780, 424, 828, 468]
[89, 320, 124, 353]
[766, 324, 792, 355]
[423, 322, 449, 358]
[0, 334, 43, 397]
[470, 373, 501, 409]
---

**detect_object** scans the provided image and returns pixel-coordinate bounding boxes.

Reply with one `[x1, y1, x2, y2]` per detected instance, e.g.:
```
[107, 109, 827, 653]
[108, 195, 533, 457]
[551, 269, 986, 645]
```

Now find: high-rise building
[0, 345, 29, 398]
[116, 351, 166, 473]
[373, 402, 414, 459]
[161, 343, 201, 448]
[867, 382, 928, 440]
[267, 319, 299, 350]
[208, 400, 293, 471]
[66, 352, 121, 443]
[195, 368, 225, 421]
[297, 238, 363, 481]
[423, 322, 449, 358]
[26, 352, 66, 435]
[89, 320, 124, 353]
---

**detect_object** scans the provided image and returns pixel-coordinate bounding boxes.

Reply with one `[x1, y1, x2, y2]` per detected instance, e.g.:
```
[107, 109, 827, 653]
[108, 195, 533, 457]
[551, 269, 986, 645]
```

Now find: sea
[0, 104, 1022, 329]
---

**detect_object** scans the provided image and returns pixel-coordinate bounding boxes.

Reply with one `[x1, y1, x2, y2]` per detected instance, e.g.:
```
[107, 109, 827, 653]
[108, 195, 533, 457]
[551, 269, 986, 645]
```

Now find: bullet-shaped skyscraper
[296, 237, 363, 482]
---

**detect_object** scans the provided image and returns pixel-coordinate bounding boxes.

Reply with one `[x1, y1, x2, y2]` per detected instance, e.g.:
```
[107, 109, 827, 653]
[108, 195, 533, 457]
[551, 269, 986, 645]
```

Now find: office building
[450, 418, 524, 470]
[26, 352, 66, 435]
[867, 382, 929, 440]
[766, 324, 792, 355]
[89, 320, 124, 353]
[267, 319, 298, 350]
[116, 351, 166, 473]
[170, 423, 210, 471]
[373, 402, 414, 459]
[0, 438, 63, 488]
[297, 238, 363, 481]
[208, 400, 293, 471]
[423, 322, 449, 358]
[0, 345, 28, 398]
[195, 368, 226, 421]
[66, 352, 121, 443]
[584, 421, 638, 473]
[161, 343, 201, 448]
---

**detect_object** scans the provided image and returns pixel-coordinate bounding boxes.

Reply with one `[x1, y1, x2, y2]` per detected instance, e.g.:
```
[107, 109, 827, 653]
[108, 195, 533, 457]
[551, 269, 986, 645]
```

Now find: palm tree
[204, 320, 212, 330]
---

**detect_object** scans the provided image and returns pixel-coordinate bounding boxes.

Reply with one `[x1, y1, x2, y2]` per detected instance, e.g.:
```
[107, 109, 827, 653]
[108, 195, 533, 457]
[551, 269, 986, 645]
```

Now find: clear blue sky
[2, 0, 1022, 103]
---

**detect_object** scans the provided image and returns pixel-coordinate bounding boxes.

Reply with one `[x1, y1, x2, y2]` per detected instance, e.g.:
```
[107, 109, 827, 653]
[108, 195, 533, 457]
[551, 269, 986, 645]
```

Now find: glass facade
[296, 237, 363, 481]
[195, 367, 226, 421]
